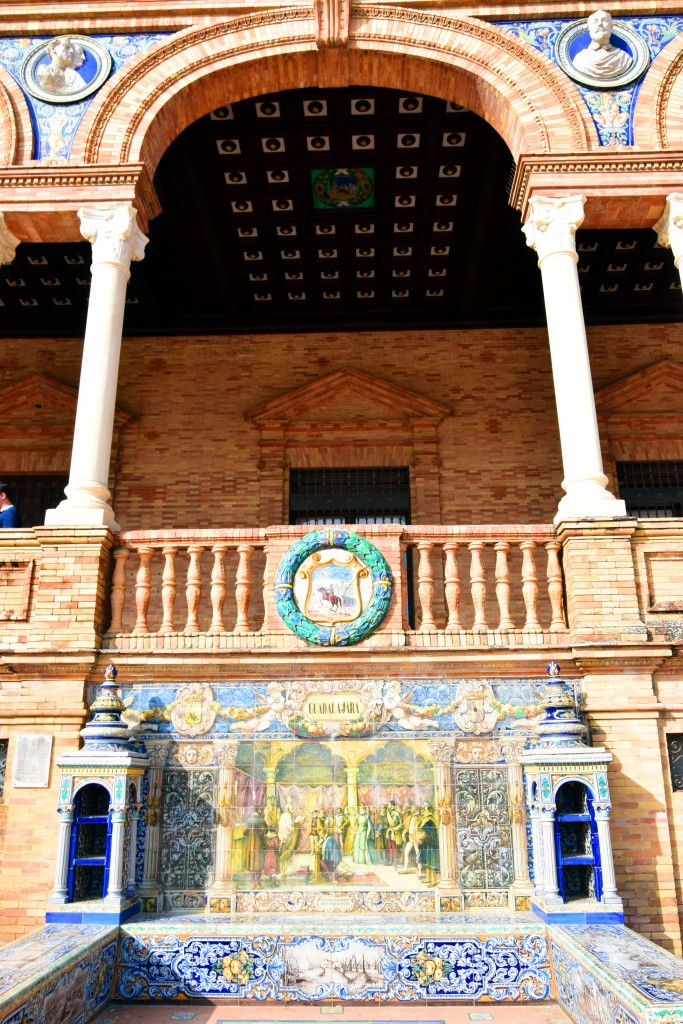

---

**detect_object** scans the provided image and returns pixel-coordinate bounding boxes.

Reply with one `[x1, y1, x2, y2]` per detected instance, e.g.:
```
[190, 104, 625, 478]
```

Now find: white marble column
[528, 805, 544, 898]
[0, 213, 19, 265]
[523, 196, 625, 523]
[539, 808, 562, 903]
[595, 807, 621, 905]
[106, 808, 127, 900]
[46, 205, 147, 530]
[654, 193, 683, 287]
[48, 806, 73, 904]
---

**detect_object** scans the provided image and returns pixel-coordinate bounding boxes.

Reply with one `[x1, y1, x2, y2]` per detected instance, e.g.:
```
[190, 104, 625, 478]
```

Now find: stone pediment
[595, 360, 683, 415]
[247, 369, 450, 426]
[0, 374, 133, 431]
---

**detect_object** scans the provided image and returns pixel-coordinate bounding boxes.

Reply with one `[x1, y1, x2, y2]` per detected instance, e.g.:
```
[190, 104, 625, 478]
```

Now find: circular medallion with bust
[20, 34, 112, 105]
[556, 9, 650, 90]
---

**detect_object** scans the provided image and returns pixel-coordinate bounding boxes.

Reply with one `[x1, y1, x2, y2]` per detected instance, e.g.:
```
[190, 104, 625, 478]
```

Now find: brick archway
[74, 6, 597, 176]
[0, 65, 33, 167]
[633, 32, 683, 149]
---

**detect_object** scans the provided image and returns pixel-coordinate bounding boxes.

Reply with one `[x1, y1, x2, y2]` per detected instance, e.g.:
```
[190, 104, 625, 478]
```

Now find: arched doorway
[67, 782, 112, 902]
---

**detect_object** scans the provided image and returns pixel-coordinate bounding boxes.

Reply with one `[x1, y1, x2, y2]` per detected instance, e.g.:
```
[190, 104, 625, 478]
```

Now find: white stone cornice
[653, 192, 683, 267]
[522, 195, 586, 265]
[78, 204, 148, 276]
[0, 212, 20, 266]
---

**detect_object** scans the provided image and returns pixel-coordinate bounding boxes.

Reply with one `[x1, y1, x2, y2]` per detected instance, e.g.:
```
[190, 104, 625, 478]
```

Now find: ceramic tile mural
[0, 924, 116, 1024]
[0, 35, 168, 159]
[116, 677, 544, 909]
[116, 915, 552, 1002]
[503, 17, 683, 145]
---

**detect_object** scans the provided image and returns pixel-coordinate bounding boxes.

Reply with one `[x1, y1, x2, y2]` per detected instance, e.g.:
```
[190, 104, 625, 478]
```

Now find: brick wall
[1, 321, 681, 531]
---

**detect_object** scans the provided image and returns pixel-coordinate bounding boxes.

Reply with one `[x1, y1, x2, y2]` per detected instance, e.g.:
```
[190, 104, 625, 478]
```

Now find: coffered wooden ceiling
[1, 85, 681, 337]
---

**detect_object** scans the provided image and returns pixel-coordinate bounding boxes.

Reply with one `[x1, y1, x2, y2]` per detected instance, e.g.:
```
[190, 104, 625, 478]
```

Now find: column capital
[0, 212, 20, 266]
[653, 193, 683, 267]
[523, 195, 586, 264]
[78, 204, 148, 274]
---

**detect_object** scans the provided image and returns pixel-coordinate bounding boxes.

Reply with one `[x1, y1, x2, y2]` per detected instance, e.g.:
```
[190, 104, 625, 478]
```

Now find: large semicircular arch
[73, 7, 596, 174]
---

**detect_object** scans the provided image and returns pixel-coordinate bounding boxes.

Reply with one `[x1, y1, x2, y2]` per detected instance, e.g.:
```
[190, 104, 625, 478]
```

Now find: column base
[437, 882, 463, 912]
[45, 500, 120, 530]
[554, 481, 626, 524]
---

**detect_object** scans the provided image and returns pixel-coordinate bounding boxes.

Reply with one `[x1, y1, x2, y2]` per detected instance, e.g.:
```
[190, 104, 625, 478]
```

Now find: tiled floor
[92, 1004, 574, 1023]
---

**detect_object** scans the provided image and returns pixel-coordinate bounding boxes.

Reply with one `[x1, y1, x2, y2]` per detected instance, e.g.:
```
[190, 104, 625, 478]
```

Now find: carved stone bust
[36, 37, 87, 97]
[572, 10, 633, 80]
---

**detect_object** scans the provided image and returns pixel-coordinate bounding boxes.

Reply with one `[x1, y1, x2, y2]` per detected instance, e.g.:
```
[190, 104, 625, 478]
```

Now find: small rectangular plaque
[12, 734, 52, 788]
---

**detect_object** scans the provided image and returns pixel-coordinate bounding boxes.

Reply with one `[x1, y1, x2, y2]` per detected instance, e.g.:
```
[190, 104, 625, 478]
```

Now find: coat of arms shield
[294, 550, 371, 624]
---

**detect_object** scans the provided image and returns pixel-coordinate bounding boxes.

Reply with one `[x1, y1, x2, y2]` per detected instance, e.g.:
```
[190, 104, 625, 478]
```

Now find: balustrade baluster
[494, 541, 515, 631]
[443, 541, 461, 632]
[184, 545, 204, 634]
[109, 547, 129, 632]
[520, 540, 541, 631]
[545, 540, 566, 630]
[158, 545, 178, 634]
[234, 544, 254, 634]
[132, 547, 154, 635]
[209, 545, 228, 633]
[416, 540, 436, 631]
[469, 541, 487, 633]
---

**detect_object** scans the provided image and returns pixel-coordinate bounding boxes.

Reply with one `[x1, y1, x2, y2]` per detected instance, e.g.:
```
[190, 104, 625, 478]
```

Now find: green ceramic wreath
[274, 529, 393, 646]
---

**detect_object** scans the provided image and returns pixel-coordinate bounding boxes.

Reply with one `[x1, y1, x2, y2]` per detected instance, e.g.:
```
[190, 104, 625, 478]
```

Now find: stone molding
[74, 5, 595, 173]
[0, 374, 133, 476]
[247, 369, 450, 523]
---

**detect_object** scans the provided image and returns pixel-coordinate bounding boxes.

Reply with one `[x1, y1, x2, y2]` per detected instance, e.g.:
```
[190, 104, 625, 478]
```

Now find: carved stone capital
[499, 739, 527, 764]
[0, 213, 19, 265]
[214, 741, 239, 767]
[654, 193, 683, 267]
[429, 741, 455, 765]
[78, 204, 148, 273]
[522, 195, 585, 264]
[170, 742, 215, 767]
[146, 740, 170, 768]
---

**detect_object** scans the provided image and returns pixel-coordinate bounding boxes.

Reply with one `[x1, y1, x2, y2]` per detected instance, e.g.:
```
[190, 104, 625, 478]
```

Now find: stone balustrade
[402, 525, 567, 644]
[104, 524, 569, 649]
[1, 519, 682, 654]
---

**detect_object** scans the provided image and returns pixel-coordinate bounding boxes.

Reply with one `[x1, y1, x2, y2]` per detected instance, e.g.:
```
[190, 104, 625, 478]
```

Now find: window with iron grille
[667, 734, 683, 792]
[288, 467, 411, 525]
[616, 461, 683, 518]
[2, 475, 68, 528]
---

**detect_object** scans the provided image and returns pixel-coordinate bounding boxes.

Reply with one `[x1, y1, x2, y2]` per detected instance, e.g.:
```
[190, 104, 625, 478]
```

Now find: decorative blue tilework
[503, 17, 683, 145]
[0, 34, 169, 159]
[115, 922, 552, 1002]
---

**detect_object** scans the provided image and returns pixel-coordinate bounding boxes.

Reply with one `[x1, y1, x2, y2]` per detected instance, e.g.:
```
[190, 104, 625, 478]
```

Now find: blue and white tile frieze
[0, 34, 169, 159]
[503, 17, 683, 145]
[116, 930, 551, 1002]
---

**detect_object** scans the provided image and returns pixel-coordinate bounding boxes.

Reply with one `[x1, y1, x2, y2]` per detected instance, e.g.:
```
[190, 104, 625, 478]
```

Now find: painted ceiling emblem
[21, 35, 112, 104]
[170, 683, 217, 736]
[274, 529, 392, 645]
[312, 168, 374, 209]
